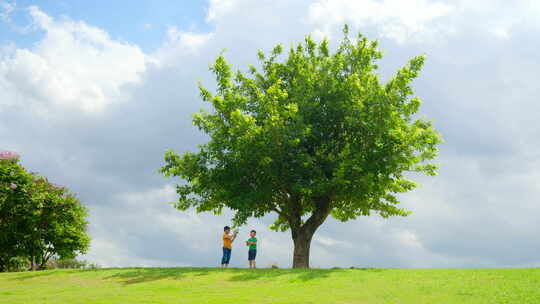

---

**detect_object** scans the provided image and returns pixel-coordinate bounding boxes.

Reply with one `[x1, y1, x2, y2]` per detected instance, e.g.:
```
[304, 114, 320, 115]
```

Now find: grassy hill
[1, 267, 539, 303]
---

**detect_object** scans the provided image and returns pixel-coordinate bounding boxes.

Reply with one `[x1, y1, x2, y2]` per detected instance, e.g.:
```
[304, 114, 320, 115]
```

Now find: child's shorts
[248, 250, 257, 261]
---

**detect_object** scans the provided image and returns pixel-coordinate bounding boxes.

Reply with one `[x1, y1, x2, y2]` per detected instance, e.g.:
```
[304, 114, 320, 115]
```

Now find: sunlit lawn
[1, 267, 539, 303]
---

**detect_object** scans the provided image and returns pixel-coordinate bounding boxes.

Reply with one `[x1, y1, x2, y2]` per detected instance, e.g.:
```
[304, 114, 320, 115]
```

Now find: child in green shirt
[246, 230, 257, 269]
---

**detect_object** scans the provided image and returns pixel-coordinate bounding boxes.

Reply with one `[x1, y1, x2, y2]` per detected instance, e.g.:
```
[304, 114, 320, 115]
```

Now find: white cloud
[492, 27, 510, 39]
[82, 185, 199, 267]
[165, 26, 213, 53]
[83, 238, 184, 268]
[0, 6, 147, 114]
[206, 0, 239, 22]
[149, 26, 214, 70]
[0, 0, 15, 23]
[307, 0, 454, 43]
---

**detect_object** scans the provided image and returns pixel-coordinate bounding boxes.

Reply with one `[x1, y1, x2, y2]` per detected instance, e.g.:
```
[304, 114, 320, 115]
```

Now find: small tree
[0, 151, 90, 271]
[161, 28, 442, 268]
[25, 178, 91, 269]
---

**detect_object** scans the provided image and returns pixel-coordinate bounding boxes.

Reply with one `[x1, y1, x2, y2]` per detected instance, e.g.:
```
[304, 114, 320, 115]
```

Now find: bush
[6, 256, 29, 272]
[46, 258, 100, 270]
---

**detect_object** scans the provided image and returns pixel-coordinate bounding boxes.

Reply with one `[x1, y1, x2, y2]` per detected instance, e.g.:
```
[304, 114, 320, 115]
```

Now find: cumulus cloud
[206, 0, 239, 22]
[0, 6, 147, 113]
[307, 0, 454, 43]
[155, 26, 214, 63]
[1, 1, 539, 269]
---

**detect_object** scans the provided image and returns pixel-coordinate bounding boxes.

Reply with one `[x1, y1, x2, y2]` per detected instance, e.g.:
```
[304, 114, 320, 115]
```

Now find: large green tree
[0, 152, 90, 271]
[161, 28, 442, 268]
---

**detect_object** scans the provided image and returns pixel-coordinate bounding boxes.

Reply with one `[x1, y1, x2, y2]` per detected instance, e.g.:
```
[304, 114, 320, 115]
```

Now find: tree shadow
[6, 267, 121, 281]
[5, 267, 388, 284]
[35, 266, 392, 286]
[105, 267, 214, 285]
[105, 267, 351, 285]
[220, 268, 349, 282]
[7, 270, 60, 281]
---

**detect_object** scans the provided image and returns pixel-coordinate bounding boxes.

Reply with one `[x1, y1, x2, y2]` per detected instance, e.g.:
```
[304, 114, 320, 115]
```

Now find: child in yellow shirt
[221, 226, 238, 268]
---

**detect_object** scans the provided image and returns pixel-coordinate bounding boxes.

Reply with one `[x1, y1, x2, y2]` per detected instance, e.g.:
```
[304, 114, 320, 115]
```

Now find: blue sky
[1, 0, 210, 51]
[1, 0, 540, 268]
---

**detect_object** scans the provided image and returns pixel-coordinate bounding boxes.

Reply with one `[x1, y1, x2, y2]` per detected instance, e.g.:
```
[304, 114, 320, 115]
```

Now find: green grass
[1, 267, 539, 303]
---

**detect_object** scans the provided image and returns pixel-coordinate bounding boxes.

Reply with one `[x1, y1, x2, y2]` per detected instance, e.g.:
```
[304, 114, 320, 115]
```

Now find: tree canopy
[161, 27, 442, 268]
[0, 151, 90, 271]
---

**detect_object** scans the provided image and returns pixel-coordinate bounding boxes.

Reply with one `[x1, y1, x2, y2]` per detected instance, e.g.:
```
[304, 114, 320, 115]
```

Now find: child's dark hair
[224, 226, 230, 231]
[251, 230, 256, 234]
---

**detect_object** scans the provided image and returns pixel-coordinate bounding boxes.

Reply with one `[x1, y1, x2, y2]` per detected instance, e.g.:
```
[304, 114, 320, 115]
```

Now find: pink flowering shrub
[0, 151, 20, 161]
[10, 183, 17, 189]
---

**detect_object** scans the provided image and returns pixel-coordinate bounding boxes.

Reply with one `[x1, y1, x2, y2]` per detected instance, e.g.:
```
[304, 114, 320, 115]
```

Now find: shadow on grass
[7, 270, 60, 281]
[227, 268, 342, 282]
[5, 267, 156, 281]
[104, 267, 387, 285]
[4, 267, 387, 285]
[105, 267, 214, 285]
[227, 267, 388, 282]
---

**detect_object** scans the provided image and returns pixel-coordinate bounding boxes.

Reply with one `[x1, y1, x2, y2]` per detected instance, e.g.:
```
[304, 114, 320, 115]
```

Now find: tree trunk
[292, 231, 314, 268]
[39, 254, 49, 270]
[290, 196, 333, 268]
[289, 196, 332, 268]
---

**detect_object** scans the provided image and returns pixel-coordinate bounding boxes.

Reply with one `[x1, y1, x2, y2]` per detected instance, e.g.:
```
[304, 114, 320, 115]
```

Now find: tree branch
[302, 195, 333, 235]
[271, 206, 284, 217]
